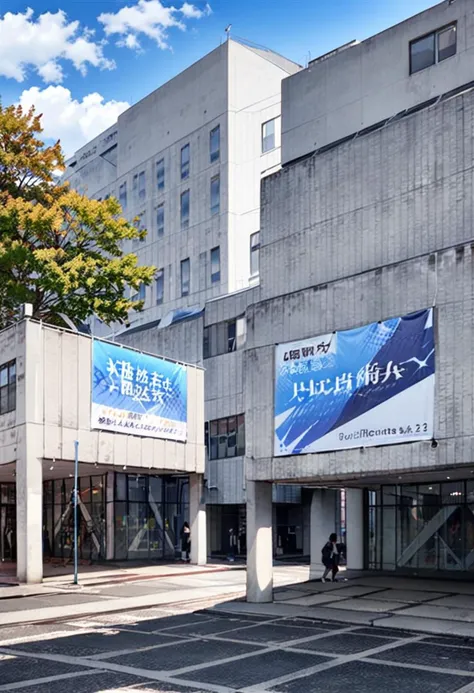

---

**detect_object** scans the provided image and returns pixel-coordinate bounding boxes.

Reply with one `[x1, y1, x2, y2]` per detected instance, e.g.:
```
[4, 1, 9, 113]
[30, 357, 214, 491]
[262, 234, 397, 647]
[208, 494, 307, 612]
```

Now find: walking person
[180, 521, 191, 563]
[321, 533, 340, 582]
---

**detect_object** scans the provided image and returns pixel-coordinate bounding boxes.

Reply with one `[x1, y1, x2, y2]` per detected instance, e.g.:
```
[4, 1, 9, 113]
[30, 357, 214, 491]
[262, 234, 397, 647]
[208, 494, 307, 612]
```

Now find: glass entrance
[368, 480, 474, 572]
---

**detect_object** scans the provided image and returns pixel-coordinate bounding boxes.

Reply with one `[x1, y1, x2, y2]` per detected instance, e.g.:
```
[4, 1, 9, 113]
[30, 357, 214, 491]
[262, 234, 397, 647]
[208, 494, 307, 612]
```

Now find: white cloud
[98, 0, 211, 51]
[0, 8, 115, 83]
[18, 86, 129, 156]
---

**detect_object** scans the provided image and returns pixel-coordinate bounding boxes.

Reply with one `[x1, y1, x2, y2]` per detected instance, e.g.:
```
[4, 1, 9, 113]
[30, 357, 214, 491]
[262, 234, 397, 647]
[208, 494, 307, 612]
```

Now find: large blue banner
[274, 309, 434, 456]
[92, 340, 187, 441]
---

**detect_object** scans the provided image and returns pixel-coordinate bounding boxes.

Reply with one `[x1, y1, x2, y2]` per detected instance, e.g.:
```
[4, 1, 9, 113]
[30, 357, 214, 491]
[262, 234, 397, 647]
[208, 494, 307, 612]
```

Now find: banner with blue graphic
[92, 340, 187, 441]
[274, 309, 434, 456]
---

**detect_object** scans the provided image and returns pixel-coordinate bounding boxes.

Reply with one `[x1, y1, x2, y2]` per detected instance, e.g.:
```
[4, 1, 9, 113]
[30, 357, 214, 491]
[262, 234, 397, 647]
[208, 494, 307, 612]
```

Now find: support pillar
[189, 473, 207, 565]
[246, 480, 273, 603]
[16, 436, 43, 584]
[345, 488, 364, 571]
[310, 489, 338, 580]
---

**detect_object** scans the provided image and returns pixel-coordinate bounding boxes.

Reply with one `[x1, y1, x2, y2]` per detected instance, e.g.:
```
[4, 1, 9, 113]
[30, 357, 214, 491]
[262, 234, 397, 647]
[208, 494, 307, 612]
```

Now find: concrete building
[244, 0, 474, 600]
[64, 39, 304, 559]
[0, 319, 205, 582]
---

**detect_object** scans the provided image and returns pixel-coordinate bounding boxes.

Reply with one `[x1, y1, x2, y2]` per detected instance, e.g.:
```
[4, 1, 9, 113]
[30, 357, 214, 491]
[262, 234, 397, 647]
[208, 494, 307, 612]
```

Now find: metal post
[74, 440, 79, 585]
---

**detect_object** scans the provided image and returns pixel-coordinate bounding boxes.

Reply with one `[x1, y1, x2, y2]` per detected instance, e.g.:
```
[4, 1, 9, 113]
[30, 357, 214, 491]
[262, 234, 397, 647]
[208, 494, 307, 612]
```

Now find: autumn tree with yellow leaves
[0, 104, 155, 328]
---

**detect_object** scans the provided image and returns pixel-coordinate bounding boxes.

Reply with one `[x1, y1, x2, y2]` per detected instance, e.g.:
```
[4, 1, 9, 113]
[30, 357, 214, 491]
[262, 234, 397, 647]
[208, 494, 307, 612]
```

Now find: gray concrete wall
[261, 86, 474, 303]
[0, 322, 25, 464]
[282, 0, 474, 163]
[245, 82, 474, 485]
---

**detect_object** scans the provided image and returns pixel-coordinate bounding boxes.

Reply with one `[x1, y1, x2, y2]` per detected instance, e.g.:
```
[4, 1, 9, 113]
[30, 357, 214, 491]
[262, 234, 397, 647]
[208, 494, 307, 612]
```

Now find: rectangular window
[133, 212, 146, 247]
[180, 189, 190, 230]
[156, 268, 164, 305]
[133, 173, 138, 199]
[206, 415, 245, 460]
[156, 158, 165, 191]
[181, 143, 190, 180]
[250, 231, 260, 276]
[202, 316, 246, 358]
[262, 118, 276, 153]
[139, 283, 146, 301]
[410, 24, 456, 74]
[119, 182, 127, 211]
[210, 125, 220, 163]
[138, 170, 146, 200]
[210, 246, 220, 284]
[0, 361, 16, 415]
[156, 203, 164, 237]
[210, 174, 220, 215]
[180, 258, 190, 297]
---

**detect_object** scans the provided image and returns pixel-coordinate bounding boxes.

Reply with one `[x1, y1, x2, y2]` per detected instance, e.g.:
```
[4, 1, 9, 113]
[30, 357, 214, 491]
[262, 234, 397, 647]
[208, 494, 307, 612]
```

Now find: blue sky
[0, 0, 436, 154]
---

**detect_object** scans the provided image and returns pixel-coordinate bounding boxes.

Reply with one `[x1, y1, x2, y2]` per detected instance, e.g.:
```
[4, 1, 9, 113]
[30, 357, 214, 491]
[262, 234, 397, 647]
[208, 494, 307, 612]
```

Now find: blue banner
[92, 340, 187, 441]
[274, 309, 434, 456]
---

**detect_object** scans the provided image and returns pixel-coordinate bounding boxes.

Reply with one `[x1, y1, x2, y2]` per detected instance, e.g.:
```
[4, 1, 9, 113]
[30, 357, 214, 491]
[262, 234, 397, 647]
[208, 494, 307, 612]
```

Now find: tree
[0, 104, 155, 328]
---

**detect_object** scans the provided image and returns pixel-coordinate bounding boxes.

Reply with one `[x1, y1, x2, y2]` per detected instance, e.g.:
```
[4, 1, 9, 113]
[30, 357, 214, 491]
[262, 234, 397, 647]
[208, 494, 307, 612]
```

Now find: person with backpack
[321, 532, 340, 582]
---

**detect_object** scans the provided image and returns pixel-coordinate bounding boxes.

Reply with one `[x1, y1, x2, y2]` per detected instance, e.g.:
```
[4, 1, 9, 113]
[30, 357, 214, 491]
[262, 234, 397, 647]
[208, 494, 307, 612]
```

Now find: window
[156, 203, 164, 237]
[139, 283, 146, 301]
[210, 246, 220, 283]
[156, 158, 165, 191]
[250, 231, 260, 276]
[133, 212, 146, 247]
[210, 125, 220, 163]
[156, 268, 164, 305]
[138, 171, 146, 200]
[203, 316, 247, 358]
[0, 361, 16, 415]
[262, 118, 276, 153]
[410, 24, 456, 74]
[206, 414, 245, 459]
[210, 174, 220, 215]
[181, 143, 190, 180]
[119, 182, 127, 211]
[180, 189, 190, 230]
[180, 258, 190, 297]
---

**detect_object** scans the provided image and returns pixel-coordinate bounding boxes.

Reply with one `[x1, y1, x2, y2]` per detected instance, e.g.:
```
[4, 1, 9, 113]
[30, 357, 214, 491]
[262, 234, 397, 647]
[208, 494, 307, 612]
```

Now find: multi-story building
[64, 38, 303, 558]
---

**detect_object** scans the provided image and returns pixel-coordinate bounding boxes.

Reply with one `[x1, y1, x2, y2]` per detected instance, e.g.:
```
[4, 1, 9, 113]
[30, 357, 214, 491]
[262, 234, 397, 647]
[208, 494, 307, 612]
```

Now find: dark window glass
[181, 143, 190, 180]
[438, 25, 456, 62]
[210, 246, 220, 283]
[180, 258, 190, 297]
[217, 322, 227, 355]
[138, 170, 146, 200]
[0, 361, 16, 415]
[410, 33, 435, 73]
[210, 421, 218, 460]
[203, 326, 210, 359]
[218, 418, 228, 458]
[227, 416, 236, 457]
[210, 174, 220, 215]
[227, 320, 236, 352]
[119, 182, 127, 211]
[156, 158, 165, 190]
[250, 231, 260, 276]
[181, 189, 190, 230]
[156, 204, 164, 237]
[210, 125, 220, 163]
[156, 268, 164, 305]
[237, 414, 245, 456]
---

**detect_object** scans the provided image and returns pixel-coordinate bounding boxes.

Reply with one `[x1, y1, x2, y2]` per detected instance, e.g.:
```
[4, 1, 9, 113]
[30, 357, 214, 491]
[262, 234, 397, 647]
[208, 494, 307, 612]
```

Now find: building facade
[0, 319, 205, 582]
[244, 0, 474, 599]
[65, 39, 304, 558]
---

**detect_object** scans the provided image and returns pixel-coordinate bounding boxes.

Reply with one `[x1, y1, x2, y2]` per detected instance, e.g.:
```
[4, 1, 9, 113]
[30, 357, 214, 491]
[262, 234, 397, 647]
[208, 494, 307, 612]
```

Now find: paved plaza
[1, 605, 474, 692]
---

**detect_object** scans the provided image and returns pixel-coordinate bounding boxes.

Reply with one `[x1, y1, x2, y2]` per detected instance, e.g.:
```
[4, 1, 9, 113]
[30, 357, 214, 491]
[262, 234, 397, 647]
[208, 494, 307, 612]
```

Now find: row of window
[132, 247, 221, 304]
[203, 316, 246, 359]
[131, 231, 260, 307]
[117, 125, 221, 212]
[112, 117, 278, 213]
[131, 174, 220, 240]
[410, 23, 456, 75]
[0, 361, 16, 416]
[205, 414, 245, 460]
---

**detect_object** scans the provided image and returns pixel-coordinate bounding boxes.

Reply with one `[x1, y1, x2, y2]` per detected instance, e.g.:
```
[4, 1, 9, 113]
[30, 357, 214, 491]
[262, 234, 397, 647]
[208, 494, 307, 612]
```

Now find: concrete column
[106, 472, 115, 560]
[189, 473, 207, 565]
[16, 433, 43, 584]
[246, 480, 273, 603]
[345, 488, 364, 571]
[310, 488, 338, 580]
